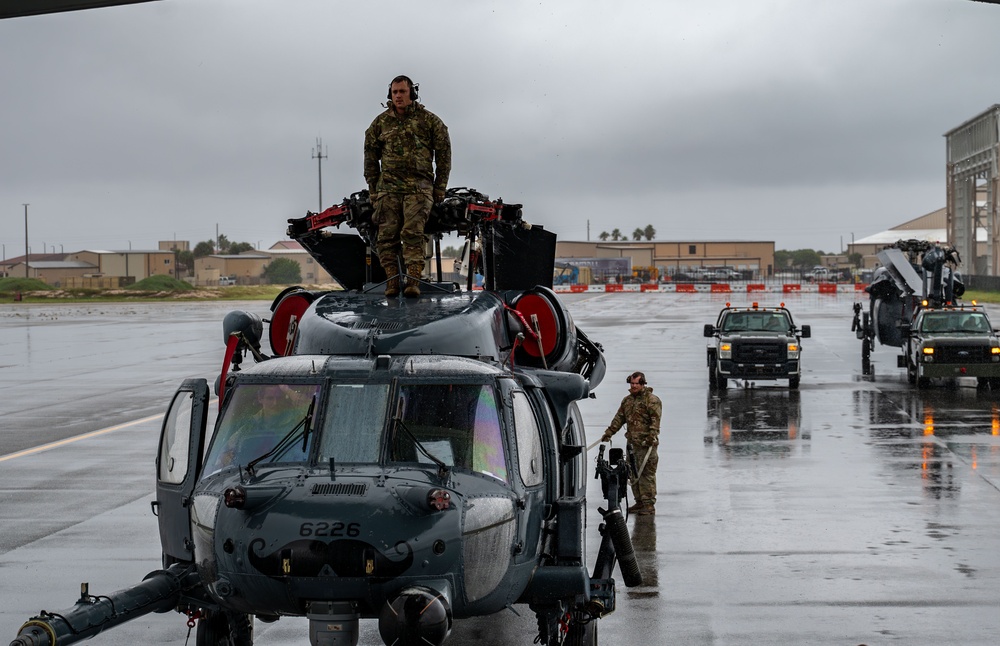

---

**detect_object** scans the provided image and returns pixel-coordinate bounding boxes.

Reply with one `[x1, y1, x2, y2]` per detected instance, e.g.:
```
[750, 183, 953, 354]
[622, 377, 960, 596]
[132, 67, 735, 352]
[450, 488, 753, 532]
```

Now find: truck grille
[733, 341, 786, 363]
[936, 346, 991, 363]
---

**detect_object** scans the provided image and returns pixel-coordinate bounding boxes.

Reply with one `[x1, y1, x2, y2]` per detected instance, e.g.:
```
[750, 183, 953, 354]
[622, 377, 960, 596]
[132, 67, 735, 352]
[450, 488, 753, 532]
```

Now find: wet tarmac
[2, 293, 999, 645]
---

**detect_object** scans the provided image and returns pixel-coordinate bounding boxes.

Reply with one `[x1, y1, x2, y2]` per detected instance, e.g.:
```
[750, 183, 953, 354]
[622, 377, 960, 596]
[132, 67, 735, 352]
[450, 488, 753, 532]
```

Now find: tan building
[67, 249, 176, 281]
[6, 250, 175, 286]
[555, 240, 776, 278]
[267, 241, 336, 285]
[159, 240, 190, 252]
[194, 253, 271, 286]
[19, 260, 99, 286]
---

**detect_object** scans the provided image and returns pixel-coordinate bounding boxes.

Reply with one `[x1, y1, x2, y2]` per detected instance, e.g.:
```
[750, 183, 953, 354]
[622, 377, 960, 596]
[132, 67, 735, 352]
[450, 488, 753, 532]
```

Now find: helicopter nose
[378, 586, 452, 646]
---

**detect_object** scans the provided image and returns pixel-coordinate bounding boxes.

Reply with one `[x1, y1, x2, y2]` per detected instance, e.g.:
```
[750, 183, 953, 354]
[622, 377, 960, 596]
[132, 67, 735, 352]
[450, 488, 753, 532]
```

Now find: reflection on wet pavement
[705, 388, 809, 458]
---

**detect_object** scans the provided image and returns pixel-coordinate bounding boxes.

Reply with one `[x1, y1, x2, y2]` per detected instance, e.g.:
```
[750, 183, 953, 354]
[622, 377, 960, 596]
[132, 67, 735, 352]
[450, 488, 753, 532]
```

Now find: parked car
[710, 268, 742, 281]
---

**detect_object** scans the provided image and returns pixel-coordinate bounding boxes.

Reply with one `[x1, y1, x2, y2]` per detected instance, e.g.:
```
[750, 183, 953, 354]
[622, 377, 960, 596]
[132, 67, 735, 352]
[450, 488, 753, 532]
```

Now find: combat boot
[403, 262, 423, 298]
[383, 263, 400, 298]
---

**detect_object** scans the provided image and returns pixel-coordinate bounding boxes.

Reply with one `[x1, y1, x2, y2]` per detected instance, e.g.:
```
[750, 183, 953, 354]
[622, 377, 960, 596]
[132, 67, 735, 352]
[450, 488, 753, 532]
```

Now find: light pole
[23, 203, 29, 278]
[312, 137, 327, 211]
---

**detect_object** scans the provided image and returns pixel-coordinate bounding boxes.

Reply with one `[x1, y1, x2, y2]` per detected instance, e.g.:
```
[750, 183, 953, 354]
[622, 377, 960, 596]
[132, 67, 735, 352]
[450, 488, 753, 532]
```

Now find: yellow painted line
[0, 414, 165, 463]
[0, 398, 218, 463]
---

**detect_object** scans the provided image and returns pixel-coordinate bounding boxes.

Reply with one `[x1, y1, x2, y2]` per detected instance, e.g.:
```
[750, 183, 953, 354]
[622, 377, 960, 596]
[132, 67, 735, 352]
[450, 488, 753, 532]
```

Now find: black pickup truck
[705, 304, 811, 390]
[899, 305, 1000, 388]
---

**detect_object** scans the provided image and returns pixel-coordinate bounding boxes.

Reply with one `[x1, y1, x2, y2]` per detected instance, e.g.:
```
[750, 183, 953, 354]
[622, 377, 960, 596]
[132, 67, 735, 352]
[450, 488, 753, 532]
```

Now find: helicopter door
[510, 391, 547, 564]
[154, 378, 209, 565]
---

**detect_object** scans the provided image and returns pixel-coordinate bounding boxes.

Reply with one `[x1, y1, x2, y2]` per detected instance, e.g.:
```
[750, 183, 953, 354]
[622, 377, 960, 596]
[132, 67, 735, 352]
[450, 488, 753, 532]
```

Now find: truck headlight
[922, 346, 934, 362]
[787, 343, 799, 359]
[719, 343, 731, 359]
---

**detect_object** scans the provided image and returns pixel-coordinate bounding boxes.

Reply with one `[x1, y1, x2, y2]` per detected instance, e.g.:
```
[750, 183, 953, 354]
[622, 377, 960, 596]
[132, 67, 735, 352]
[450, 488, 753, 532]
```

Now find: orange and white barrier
[552, 282, 867, 294]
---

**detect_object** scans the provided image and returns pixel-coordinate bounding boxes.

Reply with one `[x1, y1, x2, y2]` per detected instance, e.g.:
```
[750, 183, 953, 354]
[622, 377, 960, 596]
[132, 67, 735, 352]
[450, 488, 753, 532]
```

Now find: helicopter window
[159, 390, 194, 485]
[511, 391, 544, 487]
[317, 383, 389, 463]
[202, 383, 321, 477]
[390, 384, 508, 483]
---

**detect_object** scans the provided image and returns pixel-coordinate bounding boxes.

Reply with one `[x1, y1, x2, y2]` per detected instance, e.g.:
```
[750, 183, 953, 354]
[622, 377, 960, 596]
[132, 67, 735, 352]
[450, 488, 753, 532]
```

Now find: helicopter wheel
[197, 610, 253, 646]
[564, 612, 598, 646]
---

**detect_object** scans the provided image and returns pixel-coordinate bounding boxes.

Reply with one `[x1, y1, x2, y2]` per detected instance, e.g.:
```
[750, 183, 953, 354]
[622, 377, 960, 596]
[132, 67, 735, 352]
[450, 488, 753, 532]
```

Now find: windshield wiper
[244, 396, 316, 478]
[392, 398, 449, 479]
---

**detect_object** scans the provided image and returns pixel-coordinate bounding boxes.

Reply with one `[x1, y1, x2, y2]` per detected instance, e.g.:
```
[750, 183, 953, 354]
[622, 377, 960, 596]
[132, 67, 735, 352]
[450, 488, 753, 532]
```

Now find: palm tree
[610, 228, 622, 241]
[632, 228, 643, 241]
[643, 224, 656, 240]
[599, 231, 610, 241]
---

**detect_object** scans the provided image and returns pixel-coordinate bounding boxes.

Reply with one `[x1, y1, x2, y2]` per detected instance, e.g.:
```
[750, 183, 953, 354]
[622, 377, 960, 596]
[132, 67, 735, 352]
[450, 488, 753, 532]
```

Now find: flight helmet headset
[387, 75, 419, 101]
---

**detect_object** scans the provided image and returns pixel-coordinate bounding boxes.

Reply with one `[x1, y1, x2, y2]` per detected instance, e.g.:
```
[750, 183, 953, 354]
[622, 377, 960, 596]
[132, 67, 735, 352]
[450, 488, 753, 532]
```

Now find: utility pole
[312, 137, 327, 211]
[23, 203, 29, 278]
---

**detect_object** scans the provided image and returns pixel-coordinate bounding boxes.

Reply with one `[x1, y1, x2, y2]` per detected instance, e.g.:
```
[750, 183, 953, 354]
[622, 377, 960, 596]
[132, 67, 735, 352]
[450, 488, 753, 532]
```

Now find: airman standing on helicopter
[364, 74, 451, 298]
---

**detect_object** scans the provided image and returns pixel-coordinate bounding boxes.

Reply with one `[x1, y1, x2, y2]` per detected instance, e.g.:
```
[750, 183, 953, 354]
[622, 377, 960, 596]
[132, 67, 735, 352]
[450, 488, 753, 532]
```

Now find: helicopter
[850, 239, 964, 375]
[12, 187, 641, 646]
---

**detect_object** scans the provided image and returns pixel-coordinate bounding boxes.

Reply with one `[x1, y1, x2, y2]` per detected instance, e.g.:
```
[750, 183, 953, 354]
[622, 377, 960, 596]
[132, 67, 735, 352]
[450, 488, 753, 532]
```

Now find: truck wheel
[716, 367, 728, 390]
[788, 375, 800, 390]
[978, 377, 990, 389]
[916, 376, 930, 389]
[990, 378, 1000, 390]
[708, 365, 717, 388]
[907, 362, 917, 385]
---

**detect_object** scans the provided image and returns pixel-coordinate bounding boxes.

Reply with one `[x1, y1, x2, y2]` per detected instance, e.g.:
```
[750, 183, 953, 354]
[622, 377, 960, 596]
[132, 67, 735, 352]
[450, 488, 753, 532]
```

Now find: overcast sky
[3, 0, 1000, 258]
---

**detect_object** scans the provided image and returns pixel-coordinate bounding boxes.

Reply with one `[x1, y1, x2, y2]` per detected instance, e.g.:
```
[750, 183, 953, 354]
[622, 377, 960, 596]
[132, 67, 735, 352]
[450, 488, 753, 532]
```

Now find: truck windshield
[722, 312, 790, 333]
[921, 312, 990, 333]
[389, 383, 508, 484]
[203, 383, 321, 477]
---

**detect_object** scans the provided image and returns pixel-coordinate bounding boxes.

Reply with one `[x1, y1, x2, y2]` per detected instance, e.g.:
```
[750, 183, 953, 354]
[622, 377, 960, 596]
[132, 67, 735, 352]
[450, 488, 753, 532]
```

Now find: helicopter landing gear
[564, 610, 598, 646]
[852, 303, 874, 376]
[196, 609, 253, 646]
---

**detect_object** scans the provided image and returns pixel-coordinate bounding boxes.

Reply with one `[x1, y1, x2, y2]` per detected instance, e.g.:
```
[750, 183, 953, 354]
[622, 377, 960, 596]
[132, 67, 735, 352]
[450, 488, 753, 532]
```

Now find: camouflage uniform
[603, 387, 662, 508]
[364, 102, 451, 268]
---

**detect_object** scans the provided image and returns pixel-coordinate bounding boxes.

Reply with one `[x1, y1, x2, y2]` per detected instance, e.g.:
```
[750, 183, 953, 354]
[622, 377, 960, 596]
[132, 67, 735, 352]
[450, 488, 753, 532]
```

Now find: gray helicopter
[12, 188, 640, 646]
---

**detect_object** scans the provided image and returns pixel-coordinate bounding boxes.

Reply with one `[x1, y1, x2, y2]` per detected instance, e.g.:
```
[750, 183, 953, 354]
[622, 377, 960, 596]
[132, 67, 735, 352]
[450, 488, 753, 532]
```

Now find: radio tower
[311, 137, 328, 211]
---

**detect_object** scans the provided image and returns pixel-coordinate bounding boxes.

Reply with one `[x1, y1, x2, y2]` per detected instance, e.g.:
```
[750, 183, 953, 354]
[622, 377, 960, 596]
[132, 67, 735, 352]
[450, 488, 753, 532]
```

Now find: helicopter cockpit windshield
[387, 383, 509, 484]
[203, 383, 321, 476]
[204, 380, 511, 484]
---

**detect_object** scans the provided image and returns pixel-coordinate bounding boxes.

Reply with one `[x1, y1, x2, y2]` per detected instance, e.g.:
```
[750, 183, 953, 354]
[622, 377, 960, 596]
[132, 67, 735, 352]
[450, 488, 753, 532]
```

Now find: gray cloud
[2, 0, 999, 255]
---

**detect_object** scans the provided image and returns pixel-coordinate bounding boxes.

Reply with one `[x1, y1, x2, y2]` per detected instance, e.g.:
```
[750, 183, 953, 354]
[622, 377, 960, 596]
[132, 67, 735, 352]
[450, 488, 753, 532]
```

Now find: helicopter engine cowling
[378, 586, 453, 646]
